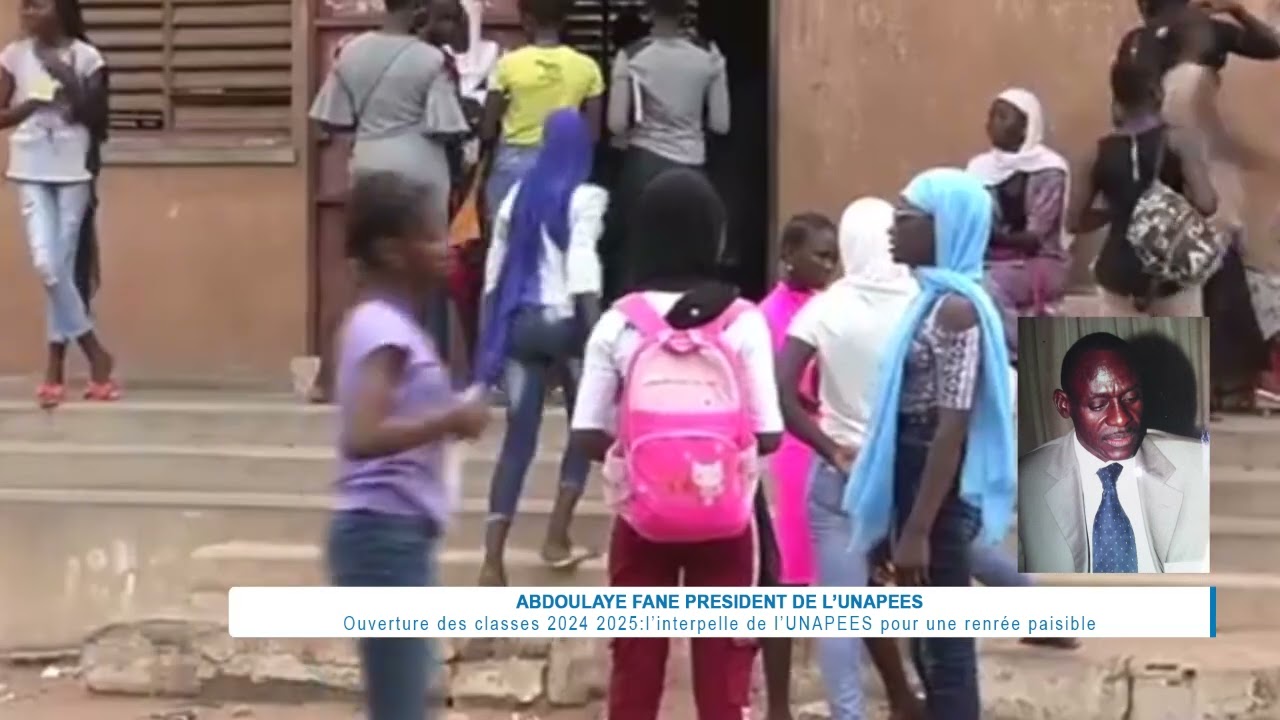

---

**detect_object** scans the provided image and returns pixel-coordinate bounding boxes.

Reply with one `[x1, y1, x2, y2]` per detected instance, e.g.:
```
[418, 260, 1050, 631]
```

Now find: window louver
[84, 0, 293, 135]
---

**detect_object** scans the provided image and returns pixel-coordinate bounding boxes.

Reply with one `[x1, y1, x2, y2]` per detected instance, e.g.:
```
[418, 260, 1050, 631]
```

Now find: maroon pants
[607, 519, 758, 720]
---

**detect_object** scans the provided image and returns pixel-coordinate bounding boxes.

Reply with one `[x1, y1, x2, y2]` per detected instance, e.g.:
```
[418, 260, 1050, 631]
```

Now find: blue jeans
[894, 415, 980, 720]
[484, 142, 539, 225]
[808, 458, 868, 720]
[18, 182, 93, 342]
[328, 510, 437, 720]
[423, 287, 450, 373]
[487, 307, 589, 519]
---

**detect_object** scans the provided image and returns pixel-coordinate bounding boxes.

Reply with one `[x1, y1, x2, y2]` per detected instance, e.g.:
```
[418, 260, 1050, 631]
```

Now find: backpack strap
[616, 293, 671, 339]
[701, 298, 752, 337]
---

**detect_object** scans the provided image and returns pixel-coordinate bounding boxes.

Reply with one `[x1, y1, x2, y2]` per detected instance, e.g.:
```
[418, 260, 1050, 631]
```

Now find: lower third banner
[228, 586, 1216, 639]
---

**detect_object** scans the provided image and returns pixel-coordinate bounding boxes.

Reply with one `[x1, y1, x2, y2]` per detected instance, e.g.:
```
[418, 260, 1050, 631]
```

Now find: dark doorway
[566, 0, 774, 300]
[699, 0, 771, 300]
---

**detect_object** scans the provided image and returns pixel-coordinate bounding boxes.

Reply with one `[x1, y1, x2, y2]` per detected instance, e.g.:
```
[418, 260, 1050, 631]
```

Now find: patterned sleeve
[1023, 169, 1066, 248]
[930, 315, 982, 411]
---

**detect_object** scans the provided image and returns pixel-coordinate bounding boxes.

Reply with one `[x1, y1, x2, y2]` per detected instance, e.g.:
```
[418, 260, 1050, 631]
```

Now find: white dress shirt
[1074, 433, 1157, 574]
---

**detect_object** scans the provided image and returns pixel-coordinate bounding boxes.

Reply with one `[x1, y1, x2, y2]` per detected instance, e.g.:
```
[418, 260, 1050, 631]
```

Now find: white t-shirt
[786, 281, 918, 448]
[572, 291, 784, 436]
[484, 183, 608, 319]
[1, 38, 104, 183]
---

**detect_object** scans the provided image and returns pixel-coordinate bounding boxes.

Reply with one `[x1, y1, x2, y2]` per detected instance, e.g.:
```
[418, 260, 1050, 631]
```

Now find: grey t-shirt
[1, 38, 104, 183]
[310, 31, 467, 192]
[607, 36, 729, 166]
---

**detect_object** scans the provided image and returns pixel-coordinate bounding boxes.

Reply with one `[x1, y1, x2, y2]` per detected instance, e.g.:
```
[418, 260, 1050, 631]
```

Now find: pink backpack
[602, 293, 760, 543]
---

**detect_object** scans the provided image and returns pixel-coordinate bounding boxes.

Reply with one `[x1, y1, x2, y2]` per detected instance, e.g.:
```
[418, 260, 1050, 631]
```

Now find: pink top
[757, 282, 818, 585]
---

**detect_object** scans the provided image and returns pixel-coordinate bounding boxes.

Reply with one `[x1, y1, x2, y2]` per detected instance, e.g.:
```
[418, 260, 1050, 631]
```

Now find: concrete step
[1035, 572, 1280, 633]
[0, 490, 615, 557]
[0, 441, 603, 502]
[1210, 516, 1280, 574]
[1210, 467, 1280, 519]
[0, 399, 570, 450]
[187, 542, 608, 591]
[0, 494, 609, 651]
[1211, 415, 1280, 471]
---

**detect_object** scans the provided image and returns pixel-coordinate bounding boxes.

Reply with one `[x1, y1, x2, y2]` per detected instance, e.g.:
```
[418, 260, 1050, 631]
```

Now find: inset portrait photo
[1016, 317, 1209, 574]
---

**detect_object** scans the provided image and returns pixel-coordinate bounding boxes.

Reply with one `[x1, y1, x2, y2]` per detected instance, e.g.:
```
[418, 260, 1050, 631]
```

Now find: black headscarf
[626, 168, 738, 329]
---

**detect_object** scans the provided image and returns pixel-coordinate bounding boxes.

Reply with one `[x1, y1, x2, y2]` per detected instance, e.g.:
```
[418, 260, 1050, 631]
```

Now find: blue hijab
[474, 109, 593, 385]
[841, 167, 1015, 551]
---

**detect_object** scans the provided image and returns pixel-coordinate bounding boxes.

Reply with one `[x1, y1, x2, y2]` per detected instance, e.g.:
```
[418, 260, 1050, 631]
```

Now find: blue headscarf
[474, 109, 593, 385]
[841, 167, 1015, 552]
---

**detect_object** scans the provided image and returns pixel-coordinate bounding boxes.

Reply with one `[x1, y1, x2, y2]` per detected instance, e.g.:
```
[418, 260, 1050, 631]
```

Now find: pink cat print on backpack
[601, 293, 761, 543]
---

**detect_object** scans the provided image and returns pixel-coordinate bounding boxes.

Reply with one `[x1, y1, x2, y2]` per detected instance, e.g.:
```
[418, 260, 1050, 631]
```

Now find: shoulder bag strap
[1150, 128, 1169, 187]
[336, 38, 418, 129]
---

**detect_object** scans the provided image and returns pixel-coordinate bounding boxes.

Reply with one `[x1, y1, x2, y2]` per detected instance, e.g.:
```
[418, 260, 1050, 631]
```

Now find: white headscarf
[966, 88, 1070, 186]
[836, 198, 918, 296]
[966, 88, 1073, 249]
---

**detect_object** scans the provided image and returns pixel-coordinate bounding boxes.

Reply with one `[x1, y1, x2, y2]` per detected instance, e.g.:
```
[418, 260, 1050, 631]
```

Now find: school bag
[1126, 134, 1227, 288]
[603, 293, 760, 543]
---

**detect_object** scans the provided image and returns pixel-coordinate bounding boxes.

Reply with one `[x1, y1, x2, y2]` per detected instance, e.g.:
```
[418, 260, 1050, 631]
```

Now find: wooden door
[306, 0, 523, 366]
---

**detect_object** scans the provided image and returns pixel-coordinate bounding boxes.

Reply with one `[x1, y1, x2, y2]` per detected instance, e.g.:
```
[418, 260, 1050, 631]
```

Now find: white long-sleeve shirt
[484, 183, 609, 319]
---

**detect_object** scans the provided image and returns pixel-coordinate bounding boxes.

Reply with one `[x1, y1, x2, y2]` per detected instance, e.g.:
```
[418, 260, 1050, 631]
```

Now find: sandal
[83, 380, 122, 402]
[36, 383, 65, 410]
[540, 544, 599, 571]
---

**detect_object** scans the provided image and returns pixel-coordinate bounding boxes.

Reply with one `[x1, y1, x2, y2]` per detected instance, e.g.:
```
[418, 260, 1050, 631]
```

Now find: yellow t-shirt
[492, 45, 604, 146]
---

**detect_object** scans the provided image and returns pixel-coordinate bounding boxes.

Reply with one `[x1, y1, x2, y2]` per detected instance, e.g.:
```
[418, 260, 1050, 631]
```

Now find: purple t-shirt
[334, 298, 454, 527]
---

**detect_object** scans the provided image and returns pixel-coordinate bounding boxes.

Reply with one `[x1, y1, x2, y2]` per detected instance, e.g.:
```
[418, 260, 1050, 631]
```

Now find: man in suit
[1018, 332, 1209, 573]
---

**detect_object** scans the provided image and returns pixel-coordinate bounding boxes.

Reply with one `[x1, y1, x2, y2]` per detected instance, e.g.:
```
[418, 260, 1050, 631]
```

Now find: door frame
[303, 0, 781, 352]
[765, 0, 779, 286]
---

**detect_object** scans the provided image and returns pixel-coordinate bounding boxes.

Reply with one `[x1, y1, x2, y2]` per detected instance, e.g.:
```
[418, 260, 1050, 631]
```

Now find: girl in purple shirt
[329, 172, 490, 720]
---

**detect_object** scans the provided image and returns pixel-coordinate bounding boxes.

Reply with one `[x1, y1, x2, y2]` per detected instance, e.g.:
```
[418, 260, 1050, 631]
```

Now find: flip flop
[36, 383, 64, 410]
[83, 380, 122, 402]
[542, 545, 599, 571]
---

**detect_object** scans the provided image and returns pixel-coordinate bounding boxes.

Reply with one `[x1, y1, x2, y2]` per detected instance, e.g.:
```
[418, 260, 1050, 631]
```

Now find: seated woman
[966, 88, 1070, 362]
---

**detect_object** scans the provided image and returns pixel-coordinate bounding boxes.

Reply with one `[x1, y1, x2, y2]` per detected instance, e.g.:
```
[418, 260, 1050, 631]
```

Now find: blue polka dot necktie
[1092, 463, 1138, 573]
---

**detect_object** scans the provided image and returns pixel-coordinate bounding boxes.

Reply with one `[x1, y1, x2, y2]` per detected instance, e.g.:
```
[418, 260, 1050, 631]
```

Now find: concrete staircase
[1, 391, 1279, 650]
[0, 392, 608, 652]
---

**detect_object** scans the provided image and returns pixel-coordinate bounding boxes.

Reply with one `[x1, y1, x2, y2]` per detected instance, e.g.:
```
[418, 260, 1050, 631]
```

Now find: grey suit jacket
[1017, 430, 1209, 573]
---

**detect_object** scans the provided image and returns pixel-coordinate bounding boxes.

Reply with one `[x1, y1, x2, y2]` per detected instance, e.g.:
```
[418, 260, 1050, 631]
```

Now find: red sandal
[83, 380, 122, 402]
[36, 383, 65, 409]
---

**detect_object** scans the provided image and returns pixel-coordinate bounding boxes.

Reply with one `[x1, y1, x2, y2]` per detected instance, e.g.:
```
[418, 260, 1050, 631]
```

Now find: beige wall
[776, 0, 1280, 279]
[0, 13, 309, 383]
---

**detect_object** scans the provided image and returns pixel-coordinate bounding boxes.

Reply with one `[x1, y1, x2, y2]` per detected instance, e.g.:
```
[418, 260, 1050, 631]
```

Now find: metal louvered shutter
[563, 0, 699, 67]
[85, 0, 293, 134]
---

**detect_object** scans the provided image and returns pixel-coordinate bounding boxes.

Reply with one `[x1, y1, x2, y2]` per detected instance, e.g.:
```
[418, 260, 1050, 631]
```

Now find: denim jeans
[487, 307, 589, 519]
[808, 457, 868, 720]
[423, 287, 450, 372]
[18, 182, 93, 342]
[328, 510, 437, 720]
[893, 415, 980, 720]
[484, 142, 539, 226]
